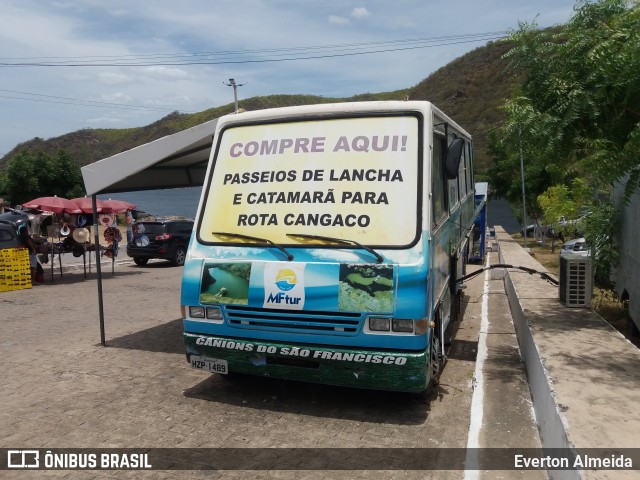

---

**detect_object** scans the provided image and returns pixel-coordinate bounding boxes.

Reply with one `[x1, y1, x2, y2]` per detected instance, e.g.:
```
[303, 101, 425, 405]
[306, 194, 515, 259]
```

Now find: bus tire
[426, 327, 444, 392]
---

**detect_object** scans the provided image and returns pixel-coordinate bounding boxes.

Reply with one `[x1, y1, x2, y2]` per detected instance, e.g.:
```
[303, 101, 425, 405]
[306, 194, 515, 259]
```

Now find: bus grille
[224, 306, 362, 335]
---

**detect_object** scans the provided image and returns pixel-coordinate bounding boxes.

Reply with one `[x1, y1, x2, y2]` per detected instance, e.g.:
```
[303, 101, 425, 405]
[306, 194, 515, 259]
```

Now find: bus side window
[432, 134, 447, 225]
[458, 143, 467, 198]
[446, 132, 460, 209]
[447, 166, 459, 210]
[466, 142, 474, 193]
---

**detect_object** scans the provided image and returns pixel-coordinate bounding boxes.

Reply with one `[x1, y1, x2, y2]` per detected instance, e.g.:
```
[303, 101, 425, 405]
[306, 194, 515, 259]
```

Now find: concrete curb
[503, 265, 577, 480]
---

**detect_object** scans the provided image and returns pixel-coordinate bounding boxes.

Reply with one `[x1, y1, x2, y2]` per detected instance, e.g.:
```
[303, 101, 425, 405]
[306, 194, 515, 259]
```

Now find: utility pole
[223, 78, 246, 113]
[519, 127, 528, 250]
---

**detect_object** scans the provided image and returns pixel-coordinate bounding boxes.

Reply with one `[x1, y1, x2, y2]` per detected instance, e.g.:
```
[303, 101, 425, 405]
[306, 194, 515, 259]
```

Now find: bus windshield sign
[199, 115, 419, 246]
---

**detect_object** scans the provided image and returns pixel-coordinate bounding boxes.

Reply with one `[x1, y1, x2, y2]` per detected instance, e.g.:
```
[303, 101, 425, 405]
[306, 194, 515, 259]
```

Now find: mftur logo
[263, 263, 305, 310]
[275, 268, 297, 291]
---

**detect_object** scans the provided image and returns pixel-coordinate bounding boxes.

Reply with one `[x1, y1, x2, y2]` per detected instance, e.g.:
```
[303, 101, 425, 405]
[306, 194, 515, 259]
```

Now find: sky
[0, 0, 580, 159]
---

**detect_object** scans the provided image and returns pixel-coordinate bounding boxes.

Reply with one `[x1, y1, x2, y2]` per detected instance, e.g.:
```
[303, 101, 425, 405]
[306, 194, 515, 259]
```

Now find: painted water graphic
[338, 264, 394, 313]
[200, 263, 251, 305]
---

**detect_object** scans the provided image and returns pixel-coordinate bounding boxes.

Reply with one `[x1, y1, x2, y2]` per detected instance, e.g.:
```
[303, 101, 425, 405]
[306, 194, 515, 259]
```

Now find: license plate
[190, 355, 228, 374]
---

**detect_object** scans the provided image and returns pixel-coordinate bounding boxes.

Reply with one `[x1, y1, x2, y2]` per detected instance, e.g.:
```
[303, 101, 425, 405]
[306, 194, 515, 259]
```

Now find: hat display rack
[54, 213, 92, 279]
[25, 198, 134, 284]
[52, 212, 121, 279]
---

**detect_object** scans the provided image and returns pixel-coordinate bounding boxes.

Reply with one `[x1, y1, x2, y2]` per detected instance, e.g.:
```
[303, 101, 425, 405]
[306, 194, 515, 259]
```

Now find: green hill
[0, 39, 515, 176]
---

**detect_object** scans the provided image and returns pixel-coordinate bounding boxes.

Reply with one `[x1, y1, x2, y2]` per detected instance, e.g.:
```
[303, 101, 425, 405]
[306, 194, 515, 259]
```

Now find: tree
[0, 149, 85, 205]
[490, 0, 640, 193]
[581, 201, 619, 284]
[537, 178, 591, 247]
[489, 0, 639, 279]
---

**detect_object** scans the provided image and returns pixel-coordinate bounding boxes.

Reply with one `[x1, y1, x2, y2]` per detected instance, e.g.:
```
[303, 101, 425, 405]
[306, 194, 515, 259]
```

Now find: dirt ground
[0, 262, 488, 479]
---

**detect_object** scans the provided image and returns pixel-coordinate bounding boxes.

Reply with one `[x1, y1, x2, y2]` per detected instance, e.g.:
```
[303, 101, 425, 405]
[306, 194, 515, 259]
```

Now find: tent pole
[92, 195, 106, 347]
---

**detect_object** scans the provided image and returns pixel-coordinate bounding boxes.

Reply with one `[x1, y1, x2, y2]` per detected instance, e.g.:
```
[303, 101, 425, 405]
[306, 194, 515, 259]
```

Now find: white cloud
[328, 7, 370, 27]
[351, 7, 371, 20]
[142, 66, 189, 80]
[107, 8, 129, 17]
[64, 72, 91, 82]
[85, 116, 126, 124]
[98, 71, 133, 85]
[99, 92, 133, 103]
[328, 15, 351, 26]
[144, 95, 193, 107]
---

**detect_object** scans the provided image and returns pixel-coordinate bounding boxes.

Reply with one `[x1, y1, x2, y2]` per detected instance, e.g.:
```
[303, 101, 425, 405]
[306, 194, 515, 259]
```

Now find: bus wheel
[429, 332, 442, 387]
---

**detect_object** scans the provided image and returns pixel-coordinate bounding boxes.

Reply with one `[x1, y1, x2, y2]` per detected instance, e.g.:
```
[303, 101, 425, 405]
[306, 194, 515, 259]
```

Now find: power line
[0, 33, 506, 67]
[0, 89, 189, 113]
[0, 32, 506, 62]
[0, 31, 508, 116]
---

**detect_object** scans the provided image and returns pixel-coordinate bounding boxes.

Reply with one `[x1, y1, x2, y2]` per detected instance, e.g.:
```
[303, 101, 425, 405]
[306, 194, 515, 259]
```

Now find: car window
[137, 223, 164, 235]
[174, 222, 193, 234]
[0, 227, 16, 242]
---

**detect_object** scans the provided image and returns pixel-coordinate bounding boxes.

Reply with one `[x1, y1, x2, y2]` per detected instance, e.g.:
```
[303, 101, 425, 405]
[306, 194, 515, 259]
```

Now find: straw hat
[72, 227, 90, 244]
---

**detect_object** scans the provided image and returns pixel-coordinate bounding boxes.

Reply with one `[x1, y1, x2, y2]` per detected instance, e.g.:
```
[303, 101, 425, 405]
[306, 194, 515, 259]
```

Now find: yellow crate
[0, 248, 31, 291]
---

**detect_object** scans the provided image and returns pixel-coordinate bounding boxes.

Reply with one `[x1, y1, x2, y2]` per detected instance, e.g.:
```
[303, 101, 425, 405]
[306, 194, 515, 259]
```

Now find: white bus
[181, 101, 475, 392]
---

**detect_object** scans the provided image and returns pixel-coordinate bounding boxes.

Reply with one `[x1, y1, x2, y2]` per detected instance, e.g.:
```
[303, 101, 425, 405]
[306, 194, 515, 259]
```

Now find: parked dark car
[522, 223, 557, 238]
[0, 222, 20, 250]
[0, 210, 31, 231]
[0, 211, 33, 251]
[126, 219, 194, 266]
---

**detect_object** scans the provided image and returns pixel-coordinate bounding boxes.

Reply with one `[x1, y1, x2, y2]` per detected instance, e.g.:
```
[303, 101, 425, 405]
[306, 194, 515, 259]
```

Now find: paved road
[0, 259, 529, 479]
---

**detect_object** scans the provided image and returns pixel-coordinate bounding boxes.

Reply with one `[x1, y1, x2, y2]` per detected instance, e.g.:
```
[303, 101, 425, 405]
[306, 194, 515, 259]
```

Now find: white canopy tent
[81, 118, 218, 345]
[83, 118, 217, 195]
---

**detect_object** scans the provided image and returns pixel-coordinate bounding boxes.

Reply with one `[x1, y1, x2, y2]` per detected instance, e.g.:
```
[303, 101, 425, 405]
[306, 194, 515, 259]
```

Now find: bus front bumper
[184, 333, 428, 393]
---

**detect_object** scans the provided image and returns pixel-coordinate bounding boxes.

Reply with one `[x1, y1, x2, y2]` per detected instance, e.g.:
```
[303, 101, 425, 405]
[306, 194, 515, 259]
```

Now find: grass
[511, 233, 640, 348]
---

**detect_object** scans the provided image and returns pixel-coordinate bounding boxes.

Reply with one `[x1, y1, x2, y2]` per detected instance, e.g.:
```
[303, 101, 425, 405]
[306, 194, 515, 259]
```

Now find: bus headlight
[369, 317, 390, 331]
[187, 305, 224, 322]
[206, 306, 223, 320]
[392, 319, 414, 333]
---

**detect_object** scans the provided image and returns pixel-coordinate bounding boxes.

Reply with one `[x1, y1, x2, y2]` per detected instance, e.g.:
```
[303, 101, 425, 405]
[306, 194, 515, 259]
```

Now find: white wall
[613, 177, 640, 330]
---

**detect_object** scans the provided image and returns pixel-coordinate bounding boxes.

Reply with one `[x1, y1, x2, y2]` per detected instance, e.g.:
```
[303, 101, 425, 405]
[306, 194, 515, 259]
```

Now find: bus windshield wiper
[212, 232, 293, 261]
[287, 233, 383, 264]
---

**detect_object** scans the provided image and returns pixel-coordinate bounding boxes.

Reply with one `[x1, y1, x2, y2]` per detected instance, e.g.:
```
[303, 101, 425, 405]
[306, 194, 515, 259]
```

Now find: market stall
[21, 196, 135, 283]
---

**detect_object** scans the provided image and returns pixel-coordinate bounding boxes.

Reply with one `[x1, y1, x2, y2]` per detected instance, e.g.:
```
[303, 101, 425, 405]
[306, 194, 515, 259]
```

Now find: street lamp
[519, 127, 528, 249]
[223, 78, 246, 113]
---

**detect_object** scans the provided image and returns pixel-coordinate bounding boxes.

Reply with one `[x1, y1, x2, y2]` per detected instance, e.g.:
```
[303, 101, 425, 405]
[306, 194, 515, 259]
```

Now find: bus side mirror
[445, 138, 464, 179]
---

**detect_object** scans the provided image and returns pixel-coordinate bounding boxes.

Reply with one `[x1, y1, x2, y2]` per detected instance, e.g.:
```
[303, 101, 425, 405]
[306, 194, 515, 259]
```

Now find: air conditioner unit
[559, 254, 593, 308]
